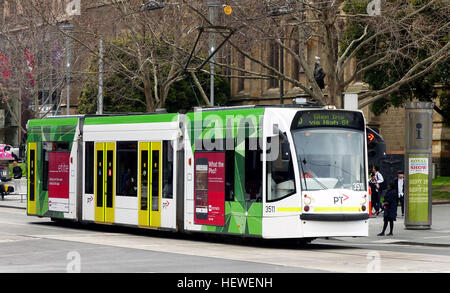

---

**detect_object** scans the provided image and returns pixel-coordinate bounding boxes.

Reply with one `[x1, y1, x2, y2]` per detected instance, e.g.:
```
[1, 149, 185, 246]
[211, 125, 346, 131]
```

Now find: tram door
[27, 142, 37, 215]
[138, 142, 162, 228]
[95, 142, 115, 223]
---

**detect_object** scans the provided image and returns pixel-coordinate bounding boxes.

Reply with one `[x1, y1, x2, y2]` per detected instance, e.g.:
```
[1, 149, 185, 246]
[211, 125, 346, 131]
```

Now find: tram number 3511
[265, 206, 276, 214]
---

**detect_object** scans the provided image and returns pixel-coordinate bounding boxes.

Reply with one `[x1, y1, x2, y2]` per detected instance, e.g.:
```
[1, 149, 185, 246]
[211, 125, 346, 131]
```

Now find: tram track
[25, 228, 450, 273]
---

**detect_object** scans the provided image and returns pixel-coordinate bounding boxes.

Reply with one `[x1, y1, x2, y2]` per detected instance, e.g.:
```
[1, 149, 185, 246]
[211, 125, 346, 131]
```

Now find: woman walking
[377, 182, 398, 236]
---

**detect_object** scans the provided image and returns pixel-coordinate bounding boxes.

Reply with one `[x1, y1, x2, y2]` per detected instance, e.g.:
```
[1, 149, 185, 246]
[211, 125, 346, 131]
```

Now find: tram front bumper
[300, 213, 369, 238]
[300, 213, 369, 221]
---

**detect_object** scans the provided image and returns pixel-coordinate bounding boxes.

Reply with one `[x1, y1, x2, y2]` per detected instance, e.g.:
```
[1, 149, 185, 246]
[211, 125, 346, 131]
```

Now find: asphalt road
[0, 207, 449, 273]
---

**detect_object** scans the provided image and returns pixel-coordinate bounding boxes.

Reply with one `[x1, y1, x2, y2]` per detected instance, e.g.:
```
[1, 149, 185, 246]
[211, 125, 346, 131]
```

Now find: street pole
[207, 0, 220, 107]
[279, 41, 284, 105]
[97, 38, 104, 115]
[61, 23, 74, 116]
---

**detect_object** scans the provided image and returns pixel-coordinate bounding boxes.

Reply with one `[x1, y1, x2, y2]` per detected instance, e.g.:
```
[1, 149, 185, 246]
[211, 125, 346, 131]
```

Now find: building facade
[0, 0, 448, 175]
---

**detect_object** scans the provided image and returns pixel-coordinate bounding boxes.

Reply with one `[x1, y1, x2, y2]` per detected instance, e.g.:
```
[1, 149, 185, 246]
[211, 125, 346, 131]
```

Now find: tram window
[162, 141, 173, 199]
[106, 150, 114, 207]
[140, 150, 148, 211]
[29, 150, 35, 201]
[152, 150, 160, 211]
[267, 134, 296, 202]
[97, 150, 103, 207]
[42, 141, 70, 191]
[245, 137, 262, 201]
[225, 150, 235, 201]
[116, 141, 138, 197]
[85, 142, 94, 194]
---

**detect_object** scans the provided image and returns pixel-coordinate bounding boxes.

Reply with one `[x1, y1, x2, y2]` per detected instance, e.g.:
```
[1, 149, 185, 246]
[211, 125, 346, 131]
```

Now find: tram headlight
[361, 194, 367, 205]
[304, 196, 311, 206]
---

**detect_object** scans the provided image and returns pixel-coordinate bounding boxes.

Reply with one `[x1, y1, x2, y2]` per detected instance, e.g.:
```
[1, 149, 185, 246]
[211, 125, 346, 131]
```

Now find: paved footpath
[1, 194, 449, 247]
[333, 202, 450, 247]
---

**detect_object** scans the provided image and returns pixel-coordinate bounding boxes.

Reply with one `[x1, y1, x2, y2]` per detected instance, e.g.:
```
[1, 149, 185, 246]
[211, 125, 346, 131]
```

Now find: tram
[26, 105, 369, 240]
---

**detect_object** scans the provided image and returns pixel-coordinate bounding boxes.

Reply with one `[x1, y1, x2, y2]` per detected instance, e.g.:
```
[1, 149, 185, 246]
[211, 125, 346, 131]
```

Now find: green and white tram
[26, 105, 369, 240]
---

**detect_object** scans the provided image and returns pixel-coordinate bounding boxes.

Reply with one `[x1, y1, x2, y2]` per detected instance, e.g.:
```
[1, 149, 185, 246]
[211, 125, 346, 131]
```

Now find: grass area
[432, 176, 450, 201]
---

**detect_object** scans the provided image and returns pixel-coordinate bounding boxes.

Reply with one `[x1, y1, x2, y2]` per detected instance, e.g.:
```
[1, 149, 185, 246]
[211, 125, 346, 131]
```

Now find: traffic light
[366, 127, 386, 167]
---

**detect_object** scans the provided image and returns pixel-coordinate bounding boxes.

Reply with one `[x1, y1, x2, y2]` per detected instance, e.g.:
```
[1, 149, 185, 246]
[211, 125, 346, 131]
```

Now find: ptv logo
[334, 194, 349, 205]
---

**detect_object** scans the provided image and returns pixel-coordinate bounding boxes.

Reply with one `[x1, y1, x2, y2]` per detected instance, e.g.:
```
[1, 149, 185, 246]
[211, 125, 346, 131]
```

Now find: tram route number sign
[292, 110, 365, 130]
[48, 152, 70, 213]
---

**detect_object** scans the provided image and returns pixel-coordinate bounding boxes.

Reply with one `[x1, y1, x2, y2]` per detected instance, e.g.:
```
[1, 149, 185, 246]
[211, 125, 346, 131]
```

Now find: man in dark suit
[393, 171, 405, 217]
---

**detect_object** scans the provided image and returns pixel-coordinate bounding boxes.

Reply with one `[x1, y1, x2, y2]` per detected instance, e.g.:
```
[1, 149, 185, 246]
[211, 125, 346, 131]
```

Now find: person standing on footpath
[377, 182, 399, 236]
[373, 166, 384, 215]
[369, 172, 378, 215]
[394, 171, 405, 217]
[12, 161, 23, 179]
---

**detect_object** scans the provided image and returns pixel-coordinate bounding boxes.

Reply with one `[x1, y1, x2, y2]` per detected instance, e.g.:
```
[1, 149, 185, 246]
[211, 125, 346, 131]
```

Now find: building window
[237, 54, 245, 92]
[269, 41, 280, 89]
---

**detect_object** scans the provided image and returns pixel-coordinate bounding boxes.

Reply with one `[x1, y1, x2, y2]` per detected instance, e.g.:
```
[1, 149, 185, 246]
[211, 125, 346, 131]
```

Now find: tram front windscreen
[291, 110, 366, 191]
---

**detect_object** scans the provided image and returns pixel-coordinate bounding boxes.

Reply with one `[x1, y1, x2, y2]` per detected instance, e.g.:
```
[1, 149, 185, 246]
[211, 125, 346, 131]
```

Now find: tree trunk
[323, 8, 343, 109]
[143, 74, 154, 113]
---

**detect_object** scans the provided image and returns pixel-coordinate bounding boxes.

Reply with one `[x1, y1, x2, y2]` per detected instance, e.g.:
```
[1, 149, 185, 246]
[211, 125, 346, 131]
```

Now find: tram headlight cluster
[360, 194, 367, 205]
[303, 194, 311, 212]
[361, 194, 367, 212]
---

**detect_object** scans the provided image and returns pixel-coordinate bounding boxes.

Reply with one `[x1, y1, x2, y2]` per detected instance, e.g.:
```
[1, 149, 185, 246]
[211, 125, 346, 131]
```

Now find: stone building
[0, 0, 448, 175]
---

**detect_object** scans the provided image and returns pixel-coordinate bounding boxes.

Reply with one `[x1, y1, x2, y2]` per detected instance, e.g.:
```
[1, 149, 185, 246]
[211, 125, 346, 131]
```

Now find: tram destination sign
[292, 110, 364, 130]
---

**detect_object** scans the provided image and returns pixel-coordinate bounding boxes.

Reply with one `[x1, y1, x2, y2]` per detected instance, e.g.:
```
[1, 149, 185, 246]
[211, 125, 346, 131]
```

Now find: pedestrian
[0, 178, 5, 200]
[377, 182, 398, 236]
[369, 172, 378, 215]
[12, 161, 23, 179]
[373, 166, 384, 215]
[394, 171, 405, 217]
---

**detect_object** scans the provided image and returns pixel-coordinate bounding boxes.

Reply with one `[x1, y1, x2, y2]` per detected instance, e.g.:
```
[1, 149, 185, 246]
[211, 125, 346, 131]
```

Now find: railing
[6, 178, 27, 202]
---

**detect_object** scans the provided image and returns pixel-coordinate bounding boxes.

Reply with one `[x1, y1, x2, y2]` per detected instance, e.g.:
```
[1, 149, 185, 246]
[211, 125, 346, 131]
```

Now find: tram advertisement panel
[48, 152, 70, 213]
[194, 152, 225, 226]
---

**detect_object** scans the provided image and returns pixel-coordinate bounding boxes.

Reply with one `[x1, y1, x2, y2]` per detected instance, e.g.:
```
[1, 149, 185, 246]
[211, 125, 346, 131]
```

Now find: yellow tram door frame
[150, 142, 162, 228]
[94, 142, 104, 222]
[27, 142, 37, 215]
[138, 142, 162, 228]
[95, 142, 115, 223]
[138, 142, 149, 226]
[104, 142, 115, 223]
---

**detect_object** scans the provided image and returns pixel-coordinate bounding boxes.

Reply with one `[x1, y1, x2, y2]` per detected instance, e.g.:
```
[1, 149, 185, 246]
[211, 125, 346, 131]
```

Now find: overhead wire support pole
[97, 38, 104, 115]
[61, 23, 74, 116]
[207, 0, 220, 106]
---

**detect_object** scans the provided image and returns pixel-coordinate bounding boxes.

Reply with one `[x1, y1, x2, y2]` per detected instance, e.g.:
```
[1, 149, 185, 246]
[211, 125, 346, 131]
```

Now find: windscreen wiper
[299, 157, 328, 190]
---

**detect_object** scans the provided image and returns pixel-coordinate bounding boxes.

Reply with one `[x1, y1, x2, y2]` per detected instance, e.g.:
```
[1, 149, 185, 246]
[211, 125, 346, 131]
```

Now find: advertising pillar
[404, 101, 433, 230]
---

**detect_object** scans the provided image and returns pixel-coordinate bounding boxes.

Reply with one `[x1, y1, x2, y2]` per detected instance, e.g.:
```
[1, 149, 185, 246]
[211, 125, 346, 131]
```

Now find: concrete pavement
[1, 194, 449, 247]
[333, 203, 450, 247]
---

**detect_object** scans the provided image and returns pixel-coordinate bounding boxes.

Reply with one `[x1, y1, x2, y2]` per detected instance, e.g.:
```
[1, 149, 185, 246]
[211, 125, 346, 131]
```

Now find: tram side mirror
[281, 142, 290, 161]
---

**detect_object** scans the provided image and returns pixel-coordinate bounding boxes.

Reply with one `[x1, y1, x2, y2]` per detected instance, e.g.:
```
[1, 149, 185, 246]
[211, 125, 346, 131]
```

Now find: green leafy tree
[341, 0, 449, 117]
[78, 39, 230, 114]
